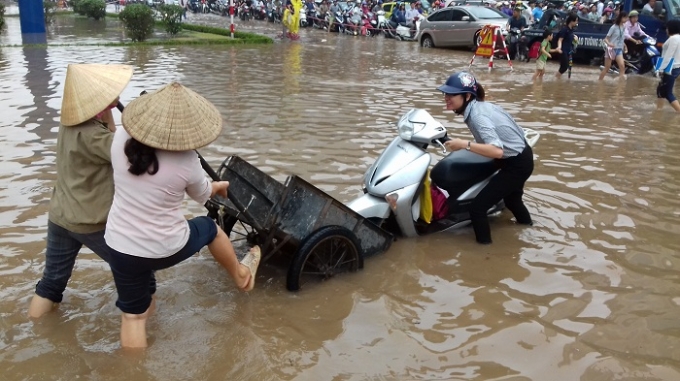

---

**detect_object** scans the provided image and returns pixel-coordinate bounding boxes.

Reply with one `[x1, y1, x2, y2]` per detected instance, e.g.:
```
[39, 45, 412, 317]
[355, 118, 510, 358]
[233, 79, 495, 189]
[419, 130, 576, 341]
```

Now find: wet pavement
[1, 9, 680, 381]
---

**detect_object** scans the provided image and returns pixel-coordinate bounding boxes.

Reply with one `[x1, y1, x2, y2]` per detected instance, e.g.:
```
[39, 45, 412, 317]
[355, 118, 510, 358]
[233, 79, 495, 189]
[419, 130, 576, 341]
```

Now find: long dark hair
[476, 83, 486, 101]
[125, 138, 159, 176]
[614, 10, 628, 25]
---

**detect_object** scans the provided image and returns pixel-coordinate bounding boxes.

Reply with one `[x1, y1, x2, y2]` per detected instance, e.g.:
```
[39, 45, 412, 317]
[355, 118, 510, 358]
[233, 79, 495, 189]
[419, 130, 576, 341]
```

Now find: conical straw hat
[121, 82, 222, 151]
[60, 64, 133, 127]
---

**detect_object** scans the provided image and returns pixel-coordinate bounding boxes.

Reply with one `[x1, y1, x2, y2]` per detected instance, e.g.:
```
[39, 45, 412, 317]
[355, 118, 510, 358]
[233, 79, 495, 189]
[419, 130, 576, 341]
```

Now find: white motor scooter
[299, 8, 308, 27]
[347, 109, 539, 237]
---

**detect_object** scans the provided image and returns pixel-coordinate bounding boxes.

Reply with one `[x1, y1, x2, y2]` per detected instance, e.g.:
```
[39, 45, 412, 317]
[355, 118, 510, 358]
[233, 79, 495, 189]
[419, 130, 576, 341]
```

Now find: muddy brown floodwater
[1, 12, 680, 381]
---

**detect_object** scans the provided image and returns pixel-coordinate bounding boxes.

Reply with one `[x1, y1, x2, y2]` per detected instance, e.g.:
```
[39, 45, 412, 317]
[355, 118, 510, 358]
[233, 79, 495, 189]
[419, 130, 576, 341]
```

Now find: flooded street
[2, 12, 680, 381]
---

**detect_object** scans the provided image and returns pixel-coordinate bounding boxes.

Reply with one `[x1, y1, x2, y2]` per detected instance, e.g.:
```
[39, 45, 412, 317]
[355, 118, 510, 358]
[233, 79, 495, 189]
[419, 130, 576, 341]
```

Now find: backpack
[528, 41, 541, 59]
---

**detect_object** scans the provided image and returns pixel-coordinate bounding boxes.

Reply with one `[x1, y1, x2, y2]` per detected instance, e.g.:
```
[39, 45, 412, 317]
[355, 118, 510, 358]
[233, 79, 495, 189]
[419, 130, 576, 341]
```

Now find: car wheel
[473, 30, 481, 49]
[421, 35, 434, 48]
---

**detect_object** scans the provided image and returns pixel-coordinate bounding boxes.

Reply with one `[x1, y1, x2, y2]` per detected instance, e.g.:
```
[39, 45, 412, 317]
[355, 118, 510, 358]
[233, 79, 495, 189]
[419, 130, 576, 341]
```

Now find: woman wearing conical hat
[104, 82, 261, 348]
[28, 64, 160, 318]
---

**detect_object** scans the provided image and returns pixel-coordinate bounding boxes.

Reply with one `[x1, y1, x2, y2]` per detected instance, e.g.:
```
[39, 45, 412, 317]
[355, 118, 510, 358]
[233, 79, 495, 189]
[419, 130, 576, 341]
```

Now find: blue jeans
[657, 68, 680, 103]
[35, 221, 157, 303]
[109, 216, 218, 314]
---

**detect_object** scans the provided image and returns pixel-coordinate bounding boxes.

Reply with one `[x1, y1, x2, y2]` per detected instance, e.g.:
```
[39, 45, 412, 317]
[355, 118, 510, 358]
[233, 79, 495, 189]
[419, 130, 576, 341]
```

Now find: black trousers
[469, 144, 534, 244]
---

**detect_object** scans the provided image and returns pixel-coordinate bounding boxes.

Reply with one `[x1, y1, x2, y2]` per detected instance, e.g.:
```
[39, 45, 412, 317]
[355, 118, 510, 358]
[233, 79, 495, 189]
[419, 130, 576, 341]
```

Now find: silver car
[418, 6, 509, 49]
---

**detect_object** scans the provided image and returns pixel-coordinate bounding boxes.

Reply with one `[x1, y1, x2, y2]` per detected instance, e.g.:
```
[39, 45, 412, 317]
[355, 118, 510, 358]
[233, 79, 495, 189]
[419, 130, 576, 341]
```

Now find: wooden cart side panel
[276, 176, 393, 257]
[275, 180, 327, 243]
[225, 156, 286, 203]
[354, 222, 393, 257]
[215, 156, 286, 227]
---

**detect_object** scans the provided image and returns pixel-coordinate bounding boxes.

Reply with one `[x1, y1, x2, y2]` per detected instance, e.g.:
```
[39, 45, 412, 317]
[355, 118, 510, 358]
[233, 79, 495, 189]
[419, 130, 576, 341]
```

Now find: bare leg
[615, 55, 626, 79]
[599, 57, 612, 80]
[656, 98, 666, 110]
[120, 305, 153, 349]
[28, 295, 57, 318]
[208, 228, 251, 289]
[671, 100, 680, 113]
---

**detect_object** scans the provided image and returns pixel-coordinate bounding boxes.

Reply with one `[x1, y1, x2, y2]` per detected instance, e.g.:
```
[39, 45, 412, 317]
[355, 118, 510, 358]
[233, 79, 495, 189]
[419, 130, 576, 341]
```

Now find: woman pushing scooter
[438, 72, 534, 245]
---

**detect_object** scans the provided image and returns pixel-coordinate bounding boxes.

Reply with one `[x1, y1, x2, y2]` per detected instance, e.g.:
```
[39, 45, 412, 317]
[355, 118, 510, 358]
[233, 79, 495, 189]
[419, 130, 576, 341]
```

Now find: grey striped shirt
[462, 99, 526, 158]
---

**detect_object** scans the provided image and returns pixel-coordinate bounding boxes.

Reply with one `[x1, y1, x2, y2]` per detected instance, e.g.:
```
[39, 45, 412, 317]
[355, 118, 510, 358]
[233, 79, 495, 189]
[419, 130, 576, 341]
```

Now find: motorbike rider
[537, 2, 558, 29]
[587, 4, 599, 21]
[506, 7, 527, 31]
[317, 0, 329, 18]
[405, 2, 421, 30]
[438, 72, 534, 245]
[304, 0, 315, 14]
[530, 1, 543, 22]
[391, 2, 407, 25]
[624, 10, 649, 58]
[371, 0, 381, 13]
[642, 0, 656, 14]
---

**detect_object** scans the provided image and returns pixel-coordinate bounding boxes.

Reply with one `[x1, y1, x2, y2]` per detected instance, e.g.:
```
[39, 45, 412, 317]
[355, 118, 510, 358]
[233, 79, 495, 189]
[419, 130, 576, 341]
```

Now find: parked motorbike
[215, 0, 229, 16]
[343, 9, 362, 35]
[313, 10, 326, 29]
[506, 28, 529, 62]
[188, 0, 200, 13]
[376, 10, 387, 33]
[207, 0, 221, 14]
[347, 109, 540, 238]
[383, 19, 419, 41]
[299, 8, 308, 27]
[254, 5, 266, 20]
[601, 35, 661, 76]
[239, 3, 250, 20]
[198, 0, 209, 13]
[361, 12, 378, 36]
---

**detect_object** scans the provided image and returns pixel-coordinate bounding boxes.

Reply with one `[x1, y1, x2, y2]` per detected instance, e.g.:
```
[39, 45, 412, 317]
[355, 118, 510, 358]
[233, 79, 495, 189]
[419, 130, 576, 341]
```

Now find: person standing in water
[438, 72, 535, 244]
[656, 19, 680, 113]
[555, 14, 578, 78]
[28, 64, 157, 318]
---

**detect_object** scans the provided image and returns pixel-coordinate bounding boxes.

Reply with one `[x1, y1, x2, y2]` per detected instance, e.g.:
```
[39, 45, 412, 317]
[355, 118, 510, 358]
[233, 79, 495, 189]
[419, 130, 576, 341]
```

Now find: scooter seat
[431, 150, 498, 200]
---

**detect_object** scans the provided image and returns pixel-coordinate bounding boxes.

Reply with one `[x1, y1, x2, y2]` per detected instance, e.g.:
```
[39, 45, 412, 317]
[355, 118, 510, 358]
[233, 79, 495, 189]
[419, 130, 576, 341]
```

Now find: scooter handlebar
[433, 135, 450, 155]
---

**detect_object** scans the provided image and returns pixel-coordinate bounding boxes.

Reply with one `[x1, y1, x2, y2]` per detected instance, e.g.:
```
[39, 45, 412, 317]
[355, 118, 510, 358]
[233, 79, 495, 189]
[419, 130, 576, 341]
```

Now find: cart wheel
[219, 215, 259, 245]
[286, 226, 363, 292]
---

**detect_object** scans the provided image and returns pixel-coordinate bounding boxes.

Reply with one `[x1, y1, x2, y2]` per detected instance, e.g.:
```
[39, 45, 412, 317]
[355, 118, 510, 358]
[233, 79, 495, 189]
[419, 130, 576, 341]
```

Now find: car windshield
[667, 0, 680, 18]
[466, 7, 507, 19]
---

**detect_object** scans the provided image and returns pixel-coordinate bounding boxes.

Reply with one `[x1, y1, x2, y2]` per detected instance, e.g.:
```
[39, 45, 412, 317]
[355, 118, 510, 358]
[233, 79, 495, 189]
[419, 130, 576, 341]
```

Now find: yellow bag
[419, 170, 433, 224]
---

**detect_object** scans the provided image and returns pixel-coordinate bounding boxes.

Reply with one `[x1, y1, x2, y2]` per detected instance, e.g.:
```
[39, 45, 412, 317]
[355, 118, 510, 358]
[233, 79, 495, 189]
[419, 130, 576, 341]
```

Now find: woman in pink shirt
[105, 82, 261, 348]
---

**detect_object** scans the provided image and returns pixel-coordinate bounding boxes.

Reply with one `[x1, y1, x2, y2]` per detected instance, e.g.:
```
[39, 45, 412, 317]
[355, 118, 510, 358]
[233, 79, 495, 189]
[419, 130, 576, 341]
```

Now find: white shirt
[405, 7, 420, 22]
[659, 34, 680, 71]
[105, 129, 212, 258]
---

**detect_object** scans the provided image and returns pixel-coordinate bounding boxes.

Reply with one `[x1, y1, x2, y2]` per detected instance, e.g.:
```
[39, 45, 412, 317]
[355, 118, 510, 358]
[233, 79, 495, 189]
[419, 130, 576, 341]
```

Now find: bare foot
[28, 295, 57, 319]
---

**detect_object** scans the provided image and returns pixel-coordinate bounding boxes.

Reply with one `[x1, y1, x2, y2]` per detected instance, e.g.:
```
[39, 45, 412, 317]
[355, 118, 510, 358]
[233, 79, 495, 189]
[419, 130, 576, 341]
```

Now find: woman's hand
[211, 181, 229, 198]
[444, 138, 468, 152]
